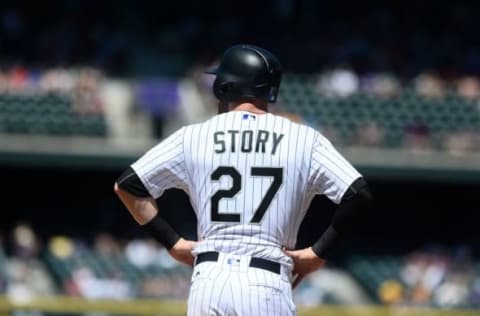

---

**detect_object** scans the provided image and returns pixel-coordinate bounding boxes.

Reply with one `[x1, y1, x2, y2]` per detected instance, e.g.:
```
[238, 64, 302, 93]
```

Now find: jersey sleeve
[308, 132, 362, 204]
[131, 127, 188, 199]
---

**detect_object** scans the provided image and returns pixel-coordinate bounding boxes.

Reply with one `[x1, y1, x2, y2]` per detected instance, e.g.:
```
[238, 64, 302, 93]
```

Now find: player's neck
[229, 101, 268, 114]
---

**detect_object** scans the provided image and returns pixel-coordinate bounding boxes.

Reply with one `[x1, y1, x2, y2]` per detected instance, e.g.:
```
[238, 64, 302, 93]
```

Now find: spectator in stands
[7, 65, 31, 93]
[456, 76, 480, 100]
[140, 274, 190, 299]
[433, 273, 470, 307]
[94, 232, 122, 257]
[7, 224, 55, 300]
[73, 67, 104, 115]
[414, 72, 445, 100]
[401, 251, 446, 306]
[70, 266, 132, 299]
[39, 67, 75, 95]
[316, 66, 359, 98]
[361, 73, 401, 99]
[48, 235, 75, 259]
[10, 223, 39, 259]
[124, 238, 159, 268]
[471, 276, 480, 306]
[442, 130, 477, 156]
[134, 78, 180, 138]
[403, 118, 432, 151]
[397, 247, 478, 308]
[177, 65, 218, 125]
[354, 121, 384, 147]
[378, 279, 404, 305]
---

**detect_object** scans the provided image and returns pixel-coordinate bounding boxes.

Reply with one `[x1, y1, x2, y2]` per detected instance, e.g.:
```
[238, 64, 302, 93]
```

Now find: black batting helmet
[205, 44, 282, 103]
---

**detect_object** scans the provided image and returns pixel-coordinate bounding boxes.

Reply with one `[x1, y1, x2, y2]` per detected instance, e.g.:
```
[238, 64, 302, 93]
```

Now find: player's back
[184, 111, 319, 266]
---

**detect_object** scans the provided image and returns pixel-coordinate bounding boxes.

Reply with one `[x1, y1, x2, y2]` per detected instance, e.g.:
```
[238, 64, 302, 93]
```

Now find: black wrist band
[311, 225, 339, 259]
[144, 215, 181, 250]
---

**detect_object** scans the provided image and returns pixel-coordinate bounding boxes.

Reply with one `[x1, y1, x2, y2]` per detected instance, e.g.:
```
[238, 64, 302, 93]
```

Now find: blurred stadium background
[1, 1, 480, 315]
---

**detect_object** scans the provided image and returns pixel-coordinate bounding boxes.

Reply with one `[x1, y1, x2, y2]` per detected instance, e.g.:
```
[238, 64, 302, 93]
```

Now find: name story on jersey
[213, 130, 284, 155]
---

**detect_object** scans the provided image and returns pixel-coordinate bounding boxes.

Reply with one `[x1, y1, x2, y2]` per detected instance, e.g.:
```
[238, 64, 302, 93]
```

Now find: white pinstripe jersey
[132, 111, 361, 267]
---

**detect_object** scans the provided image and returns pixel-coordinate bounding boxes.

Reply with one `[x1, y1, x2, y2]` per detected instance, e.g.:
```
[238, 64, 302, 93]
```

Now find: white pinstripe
[187, 254, 295, 316]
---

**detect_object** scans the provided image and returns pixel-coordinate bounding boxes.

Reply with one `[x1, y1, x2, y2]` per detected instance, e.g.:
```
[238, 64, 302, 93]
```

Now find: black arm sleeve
[311, 177, 373, 259]
[143, 215, 181, 250]
[117, 167, 151, 197]
[116, 167, 181, 249]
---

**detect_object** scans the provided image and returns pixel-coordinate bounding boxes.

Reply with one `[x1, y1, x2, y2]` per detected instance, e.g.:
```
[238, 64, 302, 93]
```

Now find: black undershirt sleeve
[117, 167, 151, 197]
[116, 167, 181, 250]
[311, 177, 373, 259]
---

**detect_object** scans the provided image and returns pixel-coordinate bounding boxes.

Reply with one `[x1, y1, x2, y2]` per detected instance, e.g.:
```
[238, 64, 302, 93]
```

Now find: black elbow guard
[342, 177, 373, 202]
[117, 167, 151, 197]
[334, 177, 373, 230]
[311, 177, 372, 259]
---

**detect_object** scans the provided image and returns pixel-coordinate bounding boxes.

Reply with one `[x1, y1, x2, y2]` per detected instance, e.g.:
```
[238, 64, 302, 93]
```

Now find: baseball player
[114, 44, 372, 315]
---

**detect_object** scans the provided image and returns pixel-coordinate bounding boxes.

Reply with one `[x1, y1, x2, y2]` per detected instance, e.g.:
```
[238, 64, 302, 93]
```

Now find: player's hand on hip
[283, 247, 326, 289]
[168, 238, 197, 267]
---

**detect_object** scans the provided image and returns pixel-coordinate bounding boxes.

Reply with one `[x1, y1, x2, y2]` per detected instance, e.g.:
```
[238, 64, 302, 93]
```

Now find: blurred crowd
[378, 247, 480, 308]
[1, 63, 480, 154]
[2, 2, 480, 149]
[0, 223, 190, 300]
[316, 68, 480, 101]
[0, 65, 104, 114]
[0, 65, 199, 139]
[0, 223, 55, 300]
[314, 67, 480, 153]
[50, 234, 190, 300]
[1, 224, 480, 308]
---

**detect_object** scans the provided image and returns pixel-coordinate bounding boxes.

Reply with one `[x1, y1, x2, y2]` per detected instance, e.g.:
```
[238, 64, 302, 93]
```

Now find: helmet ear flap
[219, 82, 233, 94]
[213, 78, 234, 102]
[268, 86, 279, 103]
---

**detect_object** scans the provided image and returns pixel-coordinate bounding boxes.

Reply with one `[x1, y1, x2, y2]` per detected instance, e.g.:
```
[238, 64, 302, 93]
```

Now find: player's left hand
[168, 238, 198, 266]
[283, 247, 326, 289]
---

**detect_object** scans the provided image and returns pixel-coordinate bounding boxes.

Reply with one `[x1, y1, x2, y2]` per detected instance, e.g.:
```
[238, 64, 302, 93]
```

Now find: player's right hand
[283, 247, 326, 289]
[168, 238, 197, 266]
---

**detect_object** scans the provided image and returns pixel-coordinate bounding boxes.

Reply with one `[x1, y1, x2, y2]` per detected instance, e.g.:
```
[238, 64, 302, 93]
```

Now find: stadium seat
[278, 75, 480, 148]
[0, 93, 107, 136]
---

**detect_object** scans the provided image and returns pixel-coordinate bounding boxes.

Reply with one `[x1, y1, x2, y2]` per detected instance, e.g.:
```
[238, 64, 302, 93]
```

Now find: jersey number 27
[210, 166, 283, 223]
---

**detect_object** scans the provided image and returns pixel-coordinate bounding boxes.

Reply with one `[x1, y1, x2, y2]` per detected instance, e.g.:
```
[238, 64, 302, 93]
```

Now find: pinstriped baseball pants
[187, 253, 296, 316]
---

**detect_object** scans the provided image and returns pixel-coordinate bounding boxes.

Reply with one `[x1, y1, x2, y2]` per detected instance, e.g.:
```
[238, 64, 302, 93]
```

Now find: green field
[0, 296, 477, 316]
